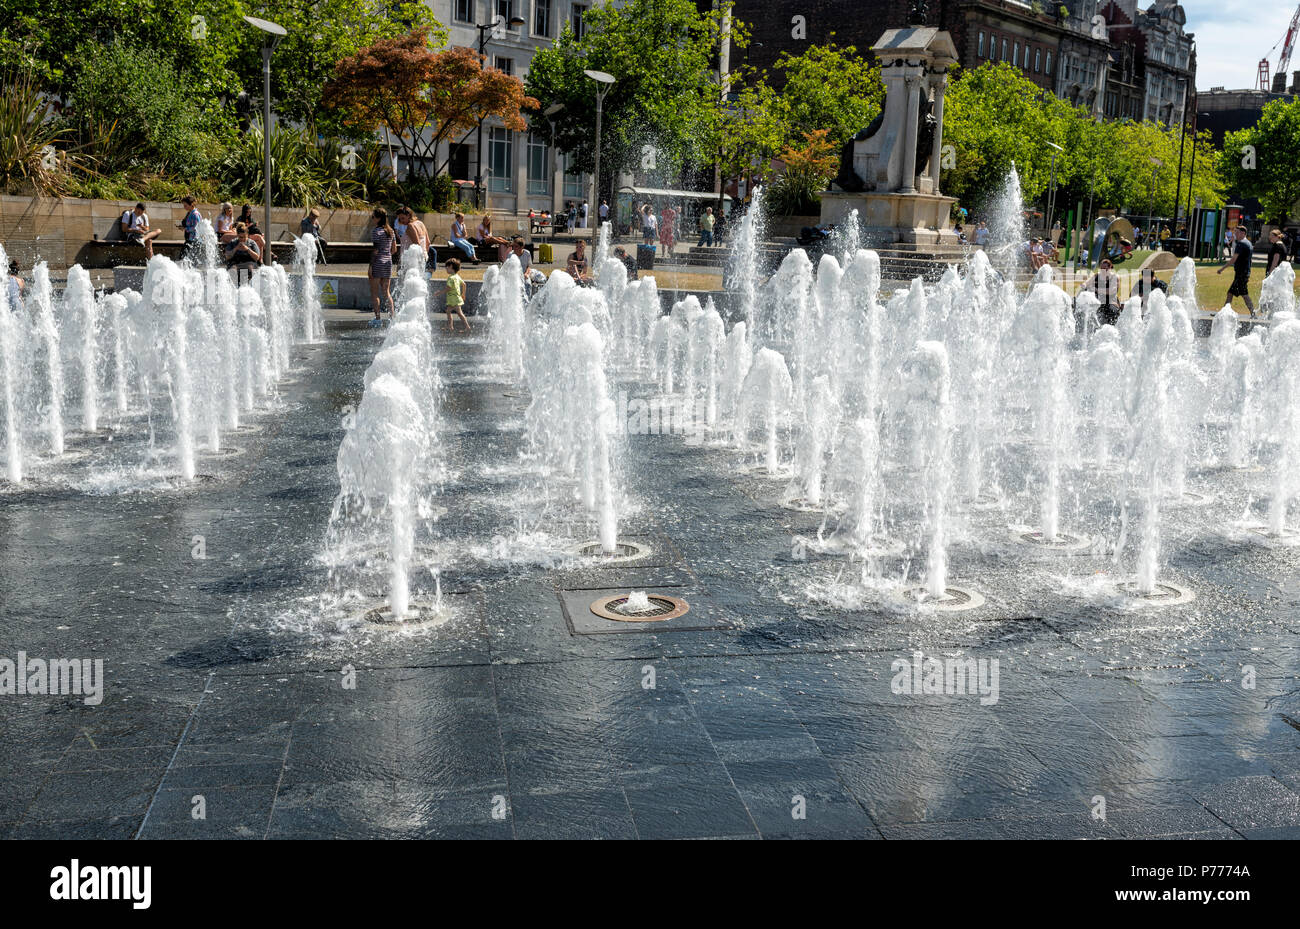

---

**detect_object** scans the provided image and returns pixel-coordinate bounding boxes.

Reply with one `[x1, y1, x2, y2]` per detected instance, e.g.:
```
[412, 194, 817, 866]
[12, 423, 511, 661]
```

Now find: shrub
[0, 70, 73, 195]
[218, 122, 368, 209]
[766, 129, 839, 216]
[67, 41, 221, 179]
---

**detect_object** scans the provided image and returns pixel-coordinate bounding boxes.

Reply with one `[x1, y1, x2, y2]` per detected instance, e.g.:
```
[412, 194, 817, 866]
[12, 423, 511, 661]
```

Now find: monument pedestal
[820, 190, 959, 248]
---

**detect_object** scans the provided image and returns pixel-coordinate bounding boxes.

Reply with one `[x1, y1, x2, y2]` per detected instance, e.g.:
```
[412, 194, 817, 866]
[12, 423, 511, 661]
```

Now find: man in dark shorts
[1217, 224, 1256, 316]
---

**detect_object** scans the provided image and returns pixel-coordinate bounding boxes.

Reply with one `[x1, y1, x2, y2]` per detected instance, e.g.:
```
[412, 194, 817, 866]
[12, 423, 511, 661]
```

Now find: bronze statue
[909, 1, 930, 26]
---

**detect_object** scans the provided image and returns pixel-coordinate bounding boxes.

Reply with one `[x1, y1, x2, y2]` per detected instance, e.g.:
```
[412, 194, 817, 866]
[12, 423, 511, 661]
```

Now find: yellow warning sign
[319, 279, 338, 307]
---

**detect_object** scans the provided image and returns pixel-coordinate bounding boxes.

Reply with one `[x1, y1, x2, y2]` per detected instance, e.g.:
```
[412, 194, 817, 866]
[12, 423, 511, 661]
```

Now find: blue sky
[1181, 0, 1298, 91]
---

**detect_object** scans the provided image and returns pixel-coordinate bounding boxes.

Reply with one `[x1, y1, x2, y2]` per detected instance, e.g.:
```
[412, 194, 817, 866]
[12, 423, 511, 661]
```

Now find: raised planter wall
[0, 195, 525, 270]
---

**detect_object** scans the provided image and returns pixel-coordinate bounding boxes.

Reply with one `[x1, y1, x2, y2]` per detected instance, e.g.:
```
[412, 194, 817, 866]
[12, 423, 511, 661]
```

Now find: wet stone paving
[2, 319, 1300, 840]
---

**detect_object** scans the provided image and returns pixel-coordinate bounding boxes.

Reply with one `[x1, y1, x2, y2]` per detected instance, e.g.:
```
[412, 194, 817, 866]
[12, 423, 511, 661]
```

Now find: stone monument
[820, 23, 959, 247]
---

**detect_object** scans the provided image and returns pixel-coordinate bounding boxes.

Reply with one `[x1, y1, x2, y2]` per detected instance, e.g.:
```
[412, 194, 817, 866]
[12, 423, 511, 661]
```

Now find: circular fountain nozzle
[901, 586, 986, 611]
[574, 540, 649, 563]
[589, 593, 689, 622]
[362, 600, 447, 629]
[1116, 580, 1195, 605]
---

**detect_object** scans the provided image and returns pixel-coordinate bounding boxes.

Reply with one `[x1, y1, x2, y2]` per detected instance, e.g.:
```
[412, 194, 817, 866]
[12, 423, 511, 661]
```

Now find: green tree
[699, 78, 785, 209]
[770, 43, 884, 149]
[525, 0, 735, 193]
[1221, 97, 1300, 225]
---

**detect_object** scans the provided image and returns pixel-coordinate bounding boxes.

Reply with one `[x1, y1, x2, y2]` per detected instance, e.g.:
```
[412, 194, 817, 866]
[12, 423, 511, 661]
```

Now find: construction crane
[1258, 3, 1300, 92]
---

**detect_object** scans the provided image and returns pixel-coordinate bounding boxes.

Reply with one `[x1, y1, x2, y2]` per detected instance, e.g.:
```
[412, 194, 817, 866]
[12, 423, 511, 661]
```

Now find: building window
[534, 0, 552, 38]
[1045, 51, 1052, 78]
[526, 132, 550, 196]
[572, 3, 587, 39]
[562, 151, 584, 199]
[1013, 43, 1020, 68]
[494, 55, 514, 76]
[978, 32, 985, 58]
[1001, 39, 1008, 62]
[498, 0, 520, 30]
[454, 0, 473, 23]
[1034, 48, 1041, 73]
[489, 127, 514, 193]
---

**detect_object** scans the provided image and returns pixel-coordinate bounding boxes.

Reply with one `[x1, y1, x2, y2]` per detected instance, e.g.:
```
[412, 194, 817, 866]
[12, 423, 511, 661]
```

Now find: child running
[444, 258, 470, 333]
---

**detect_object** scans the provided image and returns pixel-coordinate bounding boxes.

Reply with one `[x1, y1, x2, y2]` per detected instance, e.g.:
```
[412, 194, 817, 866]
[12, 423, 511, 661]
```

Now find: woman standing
[368, 207, 396, 322]
[659, 204, 677, 257]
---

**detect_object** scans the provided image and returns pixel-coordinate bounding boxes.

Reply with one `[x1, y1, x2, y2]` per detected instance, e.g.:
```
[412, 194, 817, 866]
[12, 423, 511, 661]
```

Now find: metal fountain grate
[589, 593, 689, 623]
[1117, 581, 1196, 604]
[574, 540, 649, 563]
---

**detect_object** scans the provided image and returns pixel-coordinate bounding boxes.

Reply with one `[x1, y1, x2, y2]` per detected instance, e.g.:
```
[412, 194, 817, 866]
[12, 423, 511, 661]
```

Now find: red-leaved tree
[323, 27, 538, 178]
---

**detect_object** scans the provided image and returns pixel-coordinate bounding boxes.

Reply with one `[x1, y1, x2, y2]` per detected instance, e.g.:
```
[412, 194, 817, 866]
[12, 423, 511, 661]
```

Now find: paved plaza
[2, 318, 1299, 840]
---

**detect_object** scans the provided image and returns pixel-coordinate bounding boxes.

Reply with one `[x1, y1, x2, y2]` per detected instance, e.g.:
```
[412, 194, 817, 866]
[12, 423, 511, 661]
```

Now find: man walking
[697, 207, 715, 247]
[1217, 224, 1256, 317]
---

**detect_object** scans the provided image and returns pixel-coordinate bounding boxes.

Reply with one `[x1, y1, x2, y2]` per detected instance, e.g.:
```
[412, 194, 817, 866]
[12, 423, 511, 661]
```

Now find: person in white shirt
[120, 202, 161, 258]
[974, 222, 989, 247]
[510, 237, 532, 275]
[598, 200, 609, 224]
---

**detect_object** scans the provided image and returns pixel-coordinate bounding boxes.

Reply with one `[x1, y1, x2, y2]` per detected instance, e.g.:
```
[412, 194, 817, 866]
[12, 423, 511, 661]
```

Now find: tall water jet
[728, 185, 764, 328]
[30, 263, 64, 455]
[986, 164, 1026, 277]
[336, 371, 425, 618]
[738, 348, 794, 474]
[568, 322, 619, 552]
[293, 234, 324, 341]
[148, 258, 196, 480]
[1259, 261, 1296, 318]
[1265, 319, 1300, 535]
[1126, 294, 1173, 593]
[0, 244, 20, 480]
[64, 265, 99, 433]
[718, 321, 751, 436]
[789, 375, 836, 506]
[903, 341, 954, 597]
[1169, 257, 1200, 313]
[487, 255, 526, 381]
[1087, 326, 1125, 465]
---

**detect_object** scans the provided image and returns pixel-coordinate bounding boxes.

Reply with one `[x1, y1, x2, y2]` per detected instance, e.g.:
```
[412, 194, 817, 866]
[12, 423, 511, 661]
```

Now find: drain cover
[1175, 490, 1214, 507]
[589, 593, 689, 622]
[574, 540, 649, 563]
[901, 585, 986, 611]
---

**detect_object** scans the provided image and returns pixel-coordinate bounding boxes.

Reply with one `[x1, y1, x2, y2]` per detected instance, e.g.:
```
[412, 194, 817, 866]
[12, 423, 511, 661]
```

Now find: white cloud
[1182, 0, 1299, 91]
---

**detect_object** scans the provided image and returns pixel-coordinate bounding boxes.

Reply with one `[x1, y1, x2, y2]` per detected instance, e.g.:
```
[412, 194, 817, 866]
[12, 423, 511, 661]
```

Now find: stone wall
[0, 195, 524, 271]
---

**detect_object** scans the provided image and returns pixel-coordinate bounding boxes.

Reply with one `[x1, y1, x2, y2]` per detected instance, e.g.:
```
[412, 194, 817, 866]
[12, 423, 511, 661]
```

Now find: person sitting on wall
[614, 246, 638, 280]
[224, 222, 262, 284]
[120, 203, 162, 258]
[567, 239, 590, 284]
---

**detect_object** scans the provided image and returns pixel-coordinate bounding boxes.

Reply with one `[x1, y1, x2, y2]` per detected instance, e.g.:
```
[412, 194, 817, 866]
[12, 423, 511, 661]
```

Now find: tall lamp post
[1045, 140, 1063, 239]
[243, 16, 287, 245]
[1172, 77, 1190, 228]
[474, 13, 526, 210]
[1148, 157, 1163, 242]
[584, 69, 615, 236]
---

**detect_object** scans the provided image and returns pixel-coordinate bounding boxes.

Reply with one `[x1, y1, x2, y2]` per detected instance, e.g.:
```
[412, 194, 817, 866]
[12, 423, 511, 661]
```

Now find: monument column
[929, 71, 948, 195]
[900, 71, 921, 194]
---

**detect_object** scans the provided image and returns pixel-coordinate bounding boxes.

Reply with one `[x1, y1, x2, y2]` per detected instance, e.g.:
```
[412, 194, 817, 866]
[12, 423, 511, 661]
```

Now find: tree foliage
[324, 29, 537, 180]
[1221, 97, 1300, 224]
[943, 62, 1224, 223]
[525, 0, 735, 189]
[770, 43, 884, 150]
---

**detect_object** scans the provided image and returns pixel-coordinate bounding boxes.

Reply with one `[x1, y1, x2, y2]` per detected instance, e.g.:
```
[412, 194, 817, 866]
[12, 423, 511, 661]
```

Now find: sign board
[318, 279, 338, 308]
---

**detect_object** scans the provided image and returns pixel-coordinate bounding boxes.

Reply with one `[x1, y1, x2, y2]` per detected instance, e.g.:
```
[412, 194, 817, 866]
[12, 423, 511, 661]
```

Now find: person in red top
[659, 205, 677, 257]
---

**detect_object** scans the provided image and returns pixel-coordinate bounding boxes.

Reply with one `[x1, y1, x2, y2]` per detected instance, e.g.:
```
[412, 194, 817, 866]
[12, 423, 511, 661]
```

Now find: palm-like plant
[218, 122, 371, 210]
[0, 71, 72, 195]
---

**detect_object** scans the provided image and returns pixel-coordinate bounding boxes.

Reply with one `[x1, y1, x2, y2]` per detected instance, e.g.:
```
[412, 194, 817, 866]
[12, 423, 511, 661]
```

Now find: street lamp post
[243, 16, 287, 246]
[1148, 157, 1162, 242]
[1172, 78, 1189, 227]
[584, 69, 615, 236]
[474, 14, 526, 211]
[1045, 141, 1063, 240]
